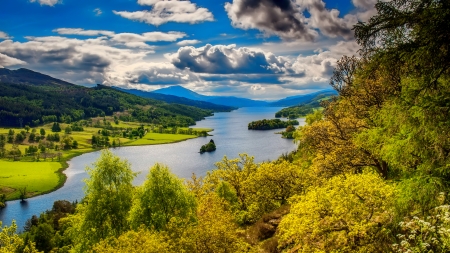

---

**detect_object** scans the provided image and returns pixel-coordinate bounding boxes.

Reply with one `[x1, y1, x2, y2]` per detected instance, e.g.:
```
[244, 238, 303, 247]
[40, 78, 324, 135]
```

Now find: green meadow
[0, 160, 62, 200]
[0, 119, 212, 201]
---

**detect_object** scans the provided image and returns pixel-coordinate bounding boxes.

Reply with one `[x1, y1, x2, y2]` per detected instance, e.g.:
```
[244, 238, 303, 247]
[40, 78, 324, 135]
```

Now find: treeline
[0, 76, 213, 128]
[274, 94, 330, 119]
[248, 119, 299, 130]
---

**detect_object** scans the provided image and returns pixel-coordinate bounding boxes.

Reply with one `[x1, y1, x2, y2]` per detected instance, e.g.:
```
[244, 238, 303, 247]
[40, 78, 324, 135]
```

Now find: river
[0, 107, 303, 230]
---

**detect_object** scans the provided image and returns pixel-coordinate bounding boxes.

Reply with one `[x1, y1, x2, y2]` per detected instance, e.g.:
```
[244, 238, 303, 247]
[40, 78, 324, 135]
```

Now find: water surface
[0, 107, 302, 230]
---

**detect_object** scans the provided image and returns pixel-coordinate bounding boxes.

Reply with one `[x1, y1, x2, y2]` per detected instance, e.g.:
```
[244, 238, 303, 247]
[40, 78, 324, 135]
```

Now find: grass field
[124, 132, 198, 146]
[0, 122, 212, 201]
[0, 160, 63, 200]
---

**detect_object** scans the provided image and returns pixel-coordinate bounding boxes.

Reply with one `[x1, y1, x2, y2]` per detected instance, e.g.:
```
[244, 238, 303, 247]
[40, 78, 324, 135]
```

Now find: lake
[0, 107, 303, 230]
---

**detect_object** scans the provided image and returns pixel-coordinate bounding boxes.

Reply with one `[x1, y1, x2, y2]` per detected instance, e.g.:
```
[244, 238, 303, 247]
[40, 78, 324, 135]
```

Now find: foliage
[275, 94, 330, 119]
[392, 204, 450, 253]
[91, 228, 172, 253]
[70, 150, 135, 251]
[248, 119, 299, 130]
[0, 221, 40, 253]
[128, 163, 196, 231]
[177, 193, 251, 253]
[278, 172, 396, 252]
[199, 139, 216, 153]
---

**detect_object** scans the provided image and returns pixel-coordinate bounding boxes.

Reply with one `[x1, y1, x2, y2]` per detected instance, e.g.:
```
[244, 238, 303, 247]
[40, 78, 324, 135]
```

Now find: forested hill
[0, 68, 214, 127]
[115, 87, 236, 112]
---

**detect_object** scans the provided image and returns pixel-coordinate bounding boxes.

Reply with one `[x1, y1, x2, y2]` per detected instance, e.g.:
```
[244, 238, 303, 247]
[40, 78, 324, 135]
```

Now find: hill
[0, 68, 215, 127]
[269, 90, 337, 107]
[150, 85, 336, 108]
[116, 88, 236, 112]
[152, 85, 269, 107]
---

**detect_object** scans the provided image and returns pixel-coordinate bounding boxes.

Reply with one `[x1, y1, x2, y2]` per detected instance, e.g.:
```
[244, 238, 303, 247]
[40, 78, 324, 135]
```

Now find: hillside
[275, 93, 332, 118]
[150, 85, 336, 107]
[0, 68, 214, 127]
[269, 89, 337, 107]
[116, 87, 236, 112]
[152, 85, 270, 107]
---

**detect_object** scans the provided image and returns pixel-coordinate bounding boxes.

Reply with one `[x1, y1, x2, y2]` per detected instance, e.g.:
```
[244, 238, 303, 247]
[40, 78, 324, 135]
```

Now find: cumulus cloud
[114, 0, 214, 26]
[176, 39, 201, 46]
[0, 52, 27, 68]
[0, 35, 150, 84]
[93, 8, 103, 16]
[225, 0, 375, 41]
[0, 31, 11, 40]
[53, 28, 115, 37]
[167, 44, 293, 74]
[30, 0, 60, 6]
[296, 0, 356, 40]
[225, 0, 317, 41]
[112, 31, 186, 43]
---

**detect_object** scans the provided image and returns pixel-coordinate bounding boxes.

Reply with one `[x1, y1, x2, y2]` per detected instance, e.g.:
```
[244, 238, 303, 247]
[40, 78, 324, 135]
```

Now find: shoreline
[1, 130, 213, 203]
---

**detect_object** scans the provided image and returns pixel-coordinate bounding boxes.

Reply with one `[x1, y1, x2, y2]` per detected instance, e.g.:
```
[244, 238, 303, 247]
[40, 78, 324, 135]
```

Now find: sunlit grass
[0, 160, 62, 200]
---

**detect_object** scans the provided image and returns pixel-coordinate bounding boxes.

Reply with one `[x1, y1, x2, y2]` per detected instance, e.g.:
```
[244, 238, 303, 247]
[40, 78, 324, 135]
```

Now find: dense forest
[0, 70, 219, 128]
[248, 119, 299, 130]
[274, 94, 330, 119]
[1, 0, 450, 252]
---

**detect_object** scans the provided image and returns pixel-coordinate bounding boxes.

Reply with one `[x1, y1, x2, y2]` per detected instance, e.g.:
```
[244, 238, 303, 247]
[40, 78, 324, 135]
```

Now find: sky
[0, 0, 377, 100]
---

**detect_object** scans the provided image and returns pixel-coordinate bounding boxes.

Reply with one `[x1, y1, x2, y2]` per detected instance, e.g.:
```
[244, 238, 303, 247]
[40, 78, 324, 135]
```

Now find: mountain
[152, 85, 269, 107]
[0, 68, 216, 127]
[0, 68, 76, 87]
[152, 85, 208, 101]
[116, 87, 236, 112]
[150, 85, 336, 108]
[269, 90, 338, 107]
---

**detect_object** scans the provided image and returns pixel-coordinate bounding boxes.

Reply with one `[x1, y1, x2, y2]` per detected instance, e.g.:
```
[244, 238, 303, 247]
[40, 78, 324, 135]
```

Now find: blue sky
[0, 0, 376, 100]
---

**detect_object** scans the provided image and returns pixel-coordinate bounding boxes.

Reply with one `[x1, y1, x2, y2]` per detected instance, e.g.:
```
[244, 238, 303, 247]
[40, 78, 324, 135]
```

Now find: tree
[128, 163, 196, 230]
[71, 150, 135, 251]
[278, 172, 396, 253]
[0, 221, 40, 252]
[40, 128, 45, 136]
[51, 123, 61, 132]
[177, 193, 251, 253]
[91, 228, 171, 253]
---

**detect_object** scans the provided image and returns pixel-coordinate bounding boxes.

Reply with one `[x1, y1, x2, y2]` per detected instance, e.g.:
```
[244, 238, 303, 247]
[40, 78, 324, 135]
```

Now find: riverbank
[0, 128, 212, 203]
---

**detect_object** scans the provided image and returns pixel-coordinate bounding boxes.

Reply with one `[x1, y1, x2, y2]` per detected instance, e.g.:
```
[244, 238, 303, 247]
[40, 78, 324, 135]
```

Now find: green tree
[129, 163, 196, 230]
[40, 128, 45, 136]
[51, 123, 61, 132]
[71, 150, 135, 251]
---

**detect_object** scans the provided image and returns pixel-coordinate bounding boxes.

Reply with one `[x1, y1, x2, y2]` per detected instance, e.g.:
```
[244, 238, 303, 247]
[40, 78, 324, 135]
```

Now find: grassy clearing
[124, 133, 198, 146]
[0, 160, 62, 200]
[0, 121, 212, 201]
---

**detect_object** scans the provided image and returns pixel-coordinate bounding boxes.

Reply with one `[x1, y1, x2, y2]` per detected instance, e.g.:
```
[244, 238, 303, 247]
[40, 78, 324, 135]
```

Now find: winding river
[0, 107, 303, 230]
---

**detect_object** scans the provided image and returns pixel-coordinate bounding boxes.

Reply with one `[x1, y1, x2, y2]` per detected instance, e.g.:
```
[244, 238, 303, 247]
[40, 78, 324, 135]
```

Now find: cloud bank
[114, 0, 214, 26]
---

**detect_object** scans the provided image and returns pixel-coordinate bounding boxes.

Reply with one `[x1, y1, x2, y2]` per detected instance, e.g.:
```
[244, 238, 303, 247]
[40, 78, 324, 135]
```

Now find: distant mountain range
[119, 85, 337, 108]
[115, 87, 236, 112]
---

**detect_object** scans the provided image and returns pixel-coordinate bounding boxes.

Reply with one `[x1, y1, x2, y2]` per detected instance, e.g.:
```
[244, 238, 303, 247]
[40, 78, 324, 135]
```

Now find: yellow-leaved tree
[278, 172, 396, 253]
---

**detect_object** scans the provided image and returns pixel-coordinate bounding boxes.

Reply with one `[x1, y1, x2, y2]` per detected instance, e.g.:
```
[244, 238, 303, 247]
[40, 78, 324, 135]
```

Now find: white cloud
[93, 8, 103, 16]
[30, 0, 60, 6]
[176, 39, 201, 46]
[111, 31, 186, 43]
[113, 0, 214, 26]
[53, 28, 115, 37]
[0, 52, 27, 68]
[0, 31, 11, 40]
[167, 44, 293, 74]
